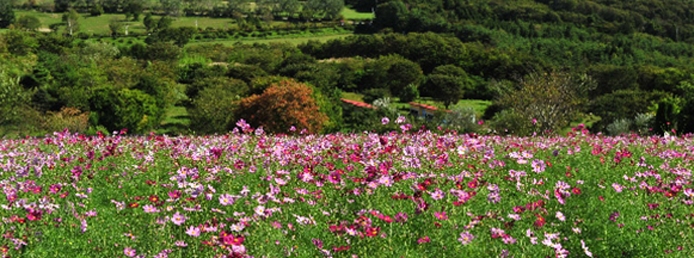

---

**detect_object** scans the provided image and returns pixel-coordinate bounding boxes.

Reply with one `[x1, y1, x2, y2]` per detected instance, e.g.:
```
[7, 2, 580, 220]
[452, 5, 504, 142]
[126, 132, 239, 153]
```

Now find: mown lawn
[341, 7, 375, 20]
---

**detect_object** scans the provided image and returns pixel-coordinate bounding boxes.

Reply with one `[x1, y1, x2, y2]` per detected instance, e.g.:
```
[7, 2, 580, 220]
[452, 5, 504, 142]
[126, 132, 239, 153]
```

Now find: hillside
[1, 0, 694, 136]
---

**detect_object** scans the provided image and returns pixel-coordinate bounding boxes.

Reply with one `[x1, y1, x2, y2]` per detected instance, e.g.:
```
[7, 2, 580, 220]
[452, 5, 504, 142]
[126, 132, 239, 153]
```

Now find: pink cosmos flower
[219, 193, 236, 206]
[417, 236, 431, 244]
[124, 247, 136, 257]
[185, 226, 200, 237]
[171, 212, 186, 226]
[434, 211, 448, 220]
[458, 231, 474, 245]
[143, 204, 159, 213]
[429, 188, 444, 200]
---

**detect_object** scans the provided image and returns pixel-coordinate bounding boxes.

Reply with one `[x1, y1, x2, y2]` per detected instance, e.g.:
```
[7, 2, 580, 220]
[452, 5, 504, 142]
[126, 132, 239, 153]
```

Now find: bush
[42, 107, 90, 134]
[189, 82, 246, 134]
[441, 107, 480, 133]
[235, 79, 328, 134]
[606, 118, 633, 136]
[633, 113, 654, 135]
[490, 109, 533, 136]
[362, 88, 390, 104]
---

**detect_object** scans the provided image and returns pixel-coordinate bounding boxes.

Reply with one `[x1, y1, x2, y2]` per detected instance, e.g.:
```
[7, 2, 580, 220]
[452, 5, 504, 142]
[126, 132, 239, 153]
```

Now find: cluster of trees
[2, 0, 346, 22]
[5, 0, 694, 136]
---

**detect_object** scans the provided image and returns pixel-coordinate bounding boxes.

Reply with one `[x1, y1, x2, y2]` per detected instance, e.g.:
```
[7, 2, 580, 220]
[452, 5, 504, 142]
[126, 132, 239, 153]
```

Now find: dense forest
[2, 0, 694, 137]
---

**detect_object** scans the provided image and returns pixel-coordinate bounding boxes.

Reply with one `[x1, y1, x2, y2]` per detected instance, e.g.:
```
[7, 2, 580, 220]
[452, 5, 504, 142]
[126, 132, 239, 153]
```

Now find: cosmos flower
[124, 247, 137, 257]
[434, 211, 448, 221]
[458, 231, 475, 245]
[171, 212, 186, 226]
[185, 226, 200, 237]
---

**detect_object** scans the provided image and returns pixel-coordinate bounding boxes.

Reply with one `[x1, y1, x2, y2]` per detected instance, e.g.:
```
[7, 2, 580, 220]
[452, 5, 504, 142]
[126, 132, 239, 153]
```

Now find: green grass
[340, 92, 493, 117]
[14, 10, 240, 36]
[341, 7, 375, 20]
[157, 105, 191, 135]
[14, 9, 360, 37]
[187, 33, 351, 46]
[341, 92, 365, 102]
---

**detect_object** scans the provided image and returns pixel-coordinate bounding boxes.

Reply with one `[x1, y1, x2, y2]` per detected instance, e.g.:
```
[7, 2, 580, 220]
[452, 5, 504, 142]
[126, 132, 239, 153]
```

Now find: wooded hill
[2, 0, 694, 136]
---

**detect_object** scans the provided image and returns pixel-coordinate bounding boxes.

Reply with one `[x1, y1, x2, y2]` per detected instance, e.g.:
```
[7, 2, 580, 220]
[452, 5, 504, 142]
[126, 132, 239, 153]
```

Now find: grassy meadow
[0, 123, 693, 257]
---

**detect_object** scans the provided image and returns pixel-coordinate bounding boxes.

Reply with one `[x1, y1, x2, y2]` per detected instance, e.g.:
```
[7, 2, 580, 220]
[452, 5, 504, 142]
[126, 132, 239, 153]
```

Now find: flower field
[1, 120, 693, 258]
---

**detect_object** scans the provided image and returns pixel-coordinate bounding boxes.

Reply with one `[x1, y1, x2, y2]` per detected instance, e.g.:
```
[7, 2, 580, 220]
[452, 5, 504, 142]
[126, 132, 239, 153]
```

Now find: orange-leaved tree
[235, 79, 328, 134]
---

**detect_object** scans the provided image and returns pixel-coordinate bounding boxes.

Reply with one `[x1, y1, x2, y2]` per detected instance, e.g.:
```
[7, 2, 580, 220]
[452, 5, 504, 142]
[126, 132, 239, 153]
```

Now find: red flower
[467, 180, 478, 189]
[149, 195, 160, 203]
[365, 226, 380, 237]
[534, 214, 546, 228]
[572, 187, 582, 195]
[223, 234, 245, 246]
[26, 210, 42, 221]
[332, 245, 351, 252]
[128, 202, 139, 208]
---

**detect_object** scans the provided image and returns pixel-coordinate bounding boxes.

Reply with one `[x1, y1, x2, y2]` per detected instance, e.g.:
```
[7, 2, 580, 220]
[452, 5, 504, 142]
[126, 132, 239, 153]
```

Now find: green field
[12, 7, 371, 36]
[187, 33, 351, 46]
[341, 7, 375, 20]
[14, 10, 241, 35]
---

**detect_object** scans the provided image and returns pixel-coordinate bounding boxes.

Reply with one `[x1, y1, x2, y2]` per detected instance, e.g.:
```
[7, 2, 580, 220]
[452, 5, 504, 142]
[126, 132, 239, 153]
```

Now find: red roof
[409, 102, 452, 113]
[341, 98, 375, 109]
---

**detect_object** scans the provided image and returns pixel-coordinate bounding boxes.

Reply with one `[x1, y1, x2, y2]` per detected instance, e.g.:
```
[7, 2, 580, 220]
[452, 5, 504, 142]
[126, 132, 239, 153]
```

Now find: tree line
[2, 0, 346, 22]
[4, 0, 694, 137]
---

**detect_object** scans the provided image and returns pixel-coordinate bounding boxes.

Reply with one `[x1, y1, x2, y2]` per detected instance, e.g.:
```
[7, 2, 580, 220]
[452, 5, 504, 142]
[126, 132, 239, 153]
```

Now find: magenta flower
[171, 212, 186, 226]
[381, 117, 390, 125]
[312, 238, 323, 249]
[434, 211, 448, 220]
[328, 171, 342, 184]
[417, 236, 431, 244]
[168, 190, 181, 200]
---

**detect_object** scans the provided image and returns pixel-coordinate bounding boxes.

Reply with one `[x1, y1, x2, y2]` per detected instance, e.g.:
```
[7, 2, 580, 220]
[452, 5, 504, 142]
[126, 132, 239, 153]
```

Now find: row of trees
[3, 0, 346, 22]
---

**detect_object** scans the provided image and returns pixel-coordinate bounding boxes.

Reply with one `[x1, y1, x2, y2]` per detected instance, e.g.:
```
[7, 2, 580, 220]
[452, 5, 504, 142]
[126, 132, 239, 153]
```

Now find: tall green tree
[423, 65, 472, 109]
[15, 15, 42, 31]
[62, 9, 81, 36]
[273, 0, 300, 18]
[374, 0, 408, 32]
[306, 0, 344, 20]
[495, 71, 596, 134]
[124, 0, 144, 20]
[159, 0, 183, 16]
[0, 0, 15, 28]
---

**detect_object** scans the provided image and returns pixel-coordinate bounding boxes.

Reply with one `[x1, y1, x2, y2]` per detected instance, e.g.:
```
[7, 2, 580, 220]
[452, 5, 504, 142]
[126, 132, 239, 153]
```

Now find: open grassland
[13, 7, 371, 36]
[341, 7, 375, 20]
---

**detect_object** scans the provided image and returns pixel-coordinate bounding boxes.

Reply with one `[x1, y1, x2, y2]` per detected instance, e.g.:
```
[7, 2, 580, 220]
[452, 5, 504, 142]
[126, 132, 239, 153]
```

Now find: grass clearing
[341, 92, 365, 102]
[188, 33, 351, 46]
[341, 7, 375, 20]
